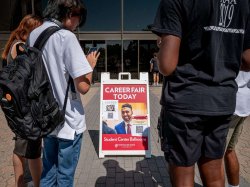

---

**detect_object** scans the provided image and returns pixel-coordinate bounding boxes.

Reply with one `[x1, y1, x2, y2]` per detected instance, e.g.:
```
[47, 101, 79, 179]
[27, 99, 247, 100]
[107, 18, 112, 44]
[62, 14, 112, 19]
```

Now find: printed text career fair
[104, 86, 146, 100]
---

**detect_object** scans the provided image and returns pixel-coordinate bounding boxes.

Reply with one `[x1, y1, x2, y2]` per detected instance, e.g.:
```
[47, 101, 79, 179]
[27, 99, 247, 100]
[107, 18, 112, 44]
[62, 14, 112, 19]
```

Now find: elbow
[240, 62, 250, 71]
[77, 84, 91, 95]
[157, 56, 178, 76]
[74, 75, 92, 95]
[159, 69, 174, 76]
[78, 85, 90, 95]
[80, 88, 90, 95]
[241, 49, 250, 71]
[158, 64, 175, 76]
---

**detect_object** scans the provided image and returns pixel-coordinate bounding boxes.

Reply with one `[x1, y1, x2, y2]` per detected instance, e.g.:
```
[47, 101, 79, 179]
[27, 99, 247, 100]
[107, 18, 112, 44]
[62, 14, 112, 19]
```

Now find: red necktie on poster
[127, 124, 132, 134]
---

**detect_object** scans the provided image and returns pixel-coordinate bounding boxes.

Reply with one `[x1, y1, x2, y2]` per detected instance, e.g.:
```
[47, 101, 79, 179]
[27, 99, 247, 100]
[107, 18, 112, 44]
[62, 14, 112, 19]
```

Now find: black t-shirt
[152, 0, 250, 115]
[150, 58, 159, 72]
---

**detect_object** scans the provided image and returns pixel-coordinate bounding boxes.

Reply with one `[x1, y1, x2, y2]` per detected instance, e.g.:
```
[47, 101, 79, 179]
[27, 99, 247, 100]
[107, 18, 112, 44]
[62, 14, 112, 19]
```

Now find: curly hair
[1, 14, 42, 60]
[43, 0, 87, 27]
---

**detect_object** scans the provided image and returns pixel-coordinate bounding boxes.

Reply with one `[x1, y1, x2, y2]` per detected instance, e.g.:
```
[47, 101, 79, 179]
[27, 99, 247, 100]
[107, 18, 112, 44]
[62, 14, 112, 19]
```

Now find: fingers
[86, 51, 100, 69]
[87, 51, 100, 59]
[95, 51, 100, 59]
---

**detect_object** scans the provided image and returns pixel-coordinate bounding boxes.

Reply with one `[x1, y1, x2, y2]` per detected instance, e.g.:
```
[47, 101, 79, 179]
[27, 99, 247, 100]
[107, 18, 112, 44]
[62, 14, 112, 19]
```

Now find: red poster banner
[103, 84, 147, 103]
[99, 77, 150, 157]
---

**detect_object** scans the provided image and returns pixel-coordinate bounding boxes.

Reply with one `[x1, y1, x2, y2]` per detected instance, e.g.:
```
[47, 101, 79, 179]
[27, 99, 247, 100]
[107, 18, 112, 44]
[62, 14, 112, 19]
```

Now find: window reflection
[0, 0, 43, 31]
[123, 40, 138, 79]
[107, 41, 121, 79]
[94, 42, 106, 82]
[139, 40, 159, 83]
[0, 0, 160, 32]
[81, 0, 121, 31]
[0, 0, 159, 83]
[124, 0, 160, 31]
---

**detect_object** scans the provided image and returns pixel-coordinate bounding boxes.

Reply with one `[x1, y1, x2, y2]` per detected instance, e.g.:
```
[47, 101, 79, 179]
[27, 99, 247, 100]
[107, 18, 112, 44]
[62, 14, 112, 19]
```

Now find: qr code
[136, 126, 143, 133]
[106, 105, 115, 111]
[108, 112, 113, 119]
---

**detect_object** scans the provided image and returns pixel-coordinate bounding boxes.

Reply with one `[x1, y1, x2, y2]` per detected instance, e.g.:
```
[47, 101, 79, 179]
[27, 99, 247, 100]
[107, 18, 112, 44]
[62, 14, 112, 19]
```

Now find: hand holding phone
[86, 47, 100, 69]
[87, 47, 98, 55]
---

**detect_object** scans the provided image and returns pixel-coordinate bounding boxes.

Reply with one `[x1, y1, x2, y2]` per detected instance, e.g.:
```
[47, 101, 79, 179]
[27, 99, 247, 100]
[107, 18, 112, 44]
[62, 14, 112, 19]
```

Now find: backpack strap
[33, 26, 71, 112]
[33, 26, 61, 50]
[63, 77, 73, 111]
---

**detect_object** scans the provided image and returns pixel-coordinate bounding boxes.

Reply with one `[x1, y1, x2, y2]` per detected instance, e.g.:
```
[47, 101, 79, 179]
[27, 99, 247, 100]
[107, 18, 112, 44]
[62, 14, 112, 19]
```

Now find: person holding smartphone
[87, 47, 99, 84]
[87, 47, 98, 55]
[29, 0, 100, 186]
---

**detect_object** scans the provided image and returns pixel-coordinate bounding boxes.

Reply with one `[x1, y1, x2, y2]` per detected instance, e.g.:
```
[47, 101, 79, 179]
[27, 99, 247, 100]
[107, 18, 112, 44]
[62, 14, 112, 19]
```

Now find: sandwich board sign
[99, 72, 151, 158]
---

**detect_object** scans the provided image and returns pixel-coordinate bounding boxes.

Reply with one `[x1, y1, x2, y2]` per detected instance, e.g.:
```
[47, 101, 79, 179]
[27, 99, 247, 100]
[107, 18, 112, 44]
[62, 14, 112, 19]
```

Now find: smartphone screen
[87, 47, 98, 55]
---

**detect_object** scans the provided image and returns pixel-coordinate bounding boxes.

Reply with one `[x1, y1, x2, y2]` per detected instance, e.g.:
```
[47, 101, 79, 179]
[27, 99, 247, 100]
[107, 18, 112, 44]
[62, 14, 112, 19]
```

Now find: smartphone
[87, 47, 98, 55]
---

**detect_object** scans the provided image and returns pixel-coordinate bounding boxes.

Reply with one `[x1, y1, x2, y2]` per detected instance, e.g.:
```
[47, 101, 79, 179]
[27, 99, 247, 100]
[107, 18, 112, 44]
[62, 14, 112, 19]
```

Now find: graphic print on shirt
[219, 0, 237, 28]
[204, 0, 244, 34]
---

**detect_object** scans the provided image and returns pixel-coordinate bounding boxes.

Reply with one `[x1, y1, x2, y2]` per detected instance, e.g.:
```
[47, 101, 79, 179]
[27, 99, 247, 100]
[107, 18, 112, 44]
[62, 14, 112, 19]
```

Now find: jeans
[40, 133, 83, 187]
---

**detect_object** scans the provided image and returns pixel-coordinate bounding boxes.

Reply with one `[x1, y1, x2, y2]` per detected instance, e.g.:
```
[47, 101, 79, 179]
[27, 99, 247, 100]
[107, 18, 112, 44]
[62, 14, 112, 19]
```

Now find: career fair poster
[99, 73, 151, 158]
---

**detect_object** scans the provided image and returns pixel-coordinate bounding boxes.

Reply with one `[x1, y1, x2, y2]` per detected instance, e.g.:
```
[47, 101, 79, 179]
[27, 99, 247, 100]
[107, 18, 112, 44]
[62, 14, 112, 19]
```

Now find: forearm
[75, 50, 99, 94]
[74, 72, 93, 95]
[241, 49, 250, 71]
[157, 35, 181, 76]
[85, 71, 93, 85]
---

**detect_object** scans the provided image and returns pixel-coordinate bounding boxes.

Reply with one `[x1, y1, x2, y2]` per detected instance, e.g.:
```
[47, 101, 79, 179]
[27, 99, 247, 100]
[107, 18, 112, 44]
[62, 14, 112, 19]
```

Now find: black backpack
[0, 26, 70, 140]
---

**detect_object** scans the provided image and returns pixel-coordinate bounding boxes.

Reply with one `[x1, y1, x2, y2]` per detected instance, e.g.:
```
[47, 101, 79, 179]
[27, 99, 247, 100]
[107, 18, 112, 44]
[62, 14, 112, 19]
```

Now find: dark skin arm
[241, 49, 250, 71]
[157, 34, 181, 76]
[158, 34, 250, 73]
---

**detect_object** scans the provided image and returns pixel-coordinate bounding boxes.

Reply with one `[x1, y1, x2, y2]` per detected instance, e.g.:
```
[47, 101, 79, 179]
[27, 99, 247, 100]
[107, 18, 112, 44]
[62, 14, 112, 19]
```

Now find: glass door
[139, 40, 159, 84]
[93, 41, 106, 83]
[107, 40, 121, 79]
[123, 40, 138, 79]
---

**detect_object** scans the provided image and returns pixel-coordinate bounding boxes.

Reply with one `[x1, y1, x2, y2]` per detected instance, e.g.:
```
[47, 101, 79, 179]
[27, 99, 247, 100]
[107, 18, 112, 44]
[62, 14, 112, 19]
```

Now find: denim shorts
[158, 108, 231, 166]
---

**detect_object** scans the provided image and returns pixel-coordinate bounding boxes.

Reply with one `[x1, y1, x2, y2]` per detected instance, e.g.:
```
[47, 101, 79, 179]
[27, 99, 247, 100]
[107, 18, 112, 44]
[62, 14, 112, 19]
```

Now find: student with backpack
[1, 14, 43, 187]
[28, 0, 100, 186]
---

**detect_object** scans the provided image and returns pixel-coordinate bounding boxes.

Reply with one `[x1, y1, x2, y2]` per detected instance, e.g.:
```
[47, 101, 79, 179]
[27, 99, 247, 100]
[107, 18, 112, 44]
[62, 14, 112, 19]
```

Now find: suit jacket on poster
[115, 121, 127, 134]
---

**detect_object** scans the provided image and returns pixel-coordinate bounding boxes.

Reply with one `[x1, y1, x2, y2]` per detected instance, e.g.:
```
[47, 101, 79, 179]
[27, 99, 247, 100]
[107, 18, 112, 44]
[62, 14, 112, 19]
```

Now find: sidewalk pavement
[0, 85, 250, 187]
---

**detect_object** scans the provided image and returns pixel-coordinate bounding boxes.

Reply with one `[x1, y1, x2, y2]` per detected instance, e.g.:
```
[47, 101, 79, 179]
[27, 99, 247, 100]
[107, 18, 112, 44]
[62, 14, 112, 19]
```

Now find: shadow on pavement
[88, 130, 99, 155]
[95, 158, 203, 187]
[88, 130, 203, 187]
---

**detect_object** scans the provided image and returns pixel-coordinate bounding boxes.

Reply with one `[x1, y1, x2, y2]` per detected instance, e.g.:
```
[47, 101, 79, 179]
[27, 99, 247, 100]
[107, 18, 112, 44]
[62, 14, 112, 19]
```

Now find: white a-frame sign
[99, 72, 151, 158]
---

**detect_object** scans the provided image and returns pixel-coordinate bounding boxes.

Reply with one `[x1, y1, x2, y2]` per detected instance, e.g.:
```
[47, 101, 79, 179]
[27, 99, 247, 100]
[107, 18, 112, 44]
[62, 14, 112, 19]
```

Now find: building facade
[0, 0, 160, 82]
